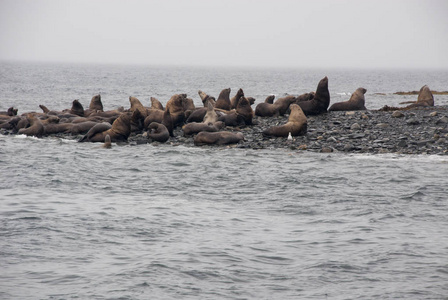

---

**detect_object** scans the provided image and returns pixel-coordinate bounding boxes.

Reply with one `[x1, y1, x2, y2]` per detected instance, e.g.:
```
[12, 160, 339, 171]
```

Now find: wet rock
[392, 111, 405, 118]
[406, 118, 420, 125]
[436, 116, 448, 124]
[350, 123, 361, 130]
[377, 123, 389, 128]
[343, 143, 353, 151]
[321, 147, 333, 153]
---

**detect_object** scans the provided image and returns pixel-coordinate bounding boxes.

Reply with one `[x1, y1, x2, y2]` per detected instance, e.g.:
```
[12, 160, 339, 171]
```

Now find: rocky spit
[128, 105, 448, 155]
[3, 106, 448, 155]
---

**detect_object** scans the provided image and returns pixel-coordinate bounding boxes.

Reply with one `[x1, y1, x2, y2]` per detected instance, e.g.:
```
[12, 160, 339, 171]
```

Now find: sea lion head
[71, 99, 85, 117]
[89, 94, 103, 111]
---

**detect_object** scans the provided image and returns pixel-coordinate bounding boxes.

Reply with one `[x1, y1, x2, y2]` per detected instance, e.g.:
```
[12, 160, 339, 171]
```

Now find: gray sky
[1, 0, 447, 69]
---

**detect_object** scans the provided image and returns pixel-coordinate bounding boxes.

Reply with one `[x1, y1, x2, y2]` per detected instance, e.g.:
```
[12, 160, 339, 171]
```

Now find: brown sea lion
[144, 109, 165, 129]
[71, 121, 100, 135]
[18, 114, 44, 137]
[43, 122, 73, 135]
[298, 76, 330, 115]
[84, 94, 103, 116]
[150, 97, 164, 110]
[218, 111, 246, 126]
[0, 107, 18, 116]
[203, 101, 219, 124]
[182, 97, 196, 112]
[79, 113, 131, 143]
[69, 100, 85, 117]
[215, 88, 231, 111]
[103, 134, 112, 148]
[166, 94, 185, 126]
[182, 121, 225, 136]
[186, 107, 207, 123]
[194, 131, 244, 145]
[230, 88, 244, 109]
[236, 96, 254, 125]
[255, 95, 296, 117]
[147, 122, 170, 143]
[129, 96, 148, 118]
[406, 85, 434, 108]
[130, 109, 145, 132]
[329, 88, 367, 111]
[198, 90, 216, 107]
[0, 116, 21, 131]
[263, 104, 307, 137]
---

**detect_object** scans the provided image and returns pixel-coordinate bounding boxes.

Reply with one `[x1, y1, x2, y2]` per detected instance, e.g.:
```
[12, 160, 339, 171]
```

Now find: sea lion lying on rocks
[79, 113, 132, 143]
[194, 131, 244, 145]
[182, 121, 225, 136]
[329, 88, 367, 111]
[147, 122, 170, 143]
[263, 104, 307, 137]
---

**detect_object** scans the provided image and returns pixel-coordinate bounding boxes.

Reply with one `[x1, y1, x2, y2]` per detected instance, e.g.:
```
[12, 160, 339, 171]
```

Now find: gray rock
[351, 123, 361, 130]
[392, 111, 405, 118]
[377, 123, 389, 128]
[436, 116, 448, 124]
[406, 118, 420, 125]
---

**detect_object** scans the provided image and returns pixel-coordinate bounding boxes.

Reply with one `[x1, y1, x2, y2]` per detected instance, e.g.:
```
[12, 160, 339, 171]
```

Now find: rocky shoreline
[125, 105, 448, 155]
[3, 106, 448, 155]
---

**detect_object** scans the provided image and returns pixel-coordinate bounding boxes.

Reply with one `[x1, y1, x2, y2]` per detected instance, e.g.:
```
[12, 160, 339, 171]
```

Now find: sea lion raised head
[236, 96, 254, 125]
[103, 134, 112, 148]
[215, 88, 231, 111]
[70, 100, 85, 117]
[150, 97, 164, 110]
[263, 104, 307, 137]
[230, 88, 244, 109]
[329, 87, 367, 111]
[203, 101, 219, 124]
[166, 94, 185, 126]
[129, 96, 148, 118]
[298, 76, 330, 115]
[89, 94, 103, 111]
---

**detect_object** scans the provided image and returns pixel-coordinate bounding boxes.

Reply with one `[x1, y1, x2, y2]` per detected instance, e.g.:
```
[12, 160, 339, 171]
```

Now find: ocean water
[1, 62, 448, 299]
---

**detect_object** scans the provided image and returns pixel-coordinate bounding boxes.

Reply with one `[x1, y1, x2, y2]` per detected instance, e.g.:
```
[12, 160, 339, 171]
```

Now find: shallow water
[1, 62, 448, 299]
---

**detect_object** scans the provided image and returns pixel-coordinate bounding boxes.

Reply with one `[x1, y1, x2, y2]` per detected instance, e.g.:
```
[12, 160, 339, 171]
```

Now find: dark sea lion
[203, 101, 219, 124]
[182, 97, 196, 112]
[215, 88, 231, 111]
[162, 109, 174, 137]
[218, 111, 246, 126]
[69, 99, 85, 117]
[194, 131, 244, 145]
[43, 122, 73, 135]
[236, 96, 254, 125]
[263, 104, 307, 137]
[186, 107, 207, 123]
[0, 107, 18, 116]
[166, 94, 185, 126]
[129, 96, 148, 118]
[130, 109, 145, 132]
[147, 122, 170, 143]
[298, 76, 330, 115]
[79, 113, 131, 143]
[71, 121, 100, 135]
[198, 90, 216, 107]
[103, 134, 112, 148]
[0, 116, 21, 131]
[230, 88, 244, 109]
[18, 114, 44, 137]
[150, 97, 164, 110]
[264, 95, 275, 104]
[329, 88, 367, 111]
[84, 94, 103, 116]
[182, 121, 225, 136]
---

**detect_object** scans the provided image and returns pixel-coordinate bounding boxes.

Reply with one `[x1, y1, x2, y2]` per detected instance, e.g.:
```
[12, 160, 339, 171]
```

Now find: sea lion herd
[0, 77, 435, 146]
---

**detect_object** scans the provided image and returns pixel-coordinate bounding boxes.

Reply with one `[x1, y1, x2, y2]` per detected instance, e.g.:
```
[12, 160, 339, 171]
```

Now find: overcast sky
[0, 0, 447, 69]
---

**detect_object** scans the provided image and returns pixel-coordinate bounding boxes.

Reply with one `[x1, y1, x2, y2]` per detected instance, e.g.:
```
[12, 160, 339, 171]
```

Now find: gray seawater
[1, 62, 448, 299]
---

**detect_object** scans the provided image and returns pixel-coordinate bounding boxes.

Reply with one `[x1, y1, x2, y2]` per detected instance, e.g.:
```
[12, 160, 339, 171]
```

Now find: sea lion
[298, 76, 330, 115]
[130, 109, 145, 132]
[144, 109, 165, 129]
[182, 97, 196, 112]
[230, 88, 244, 109]
[79, 113, 132, 143]
[406, 85, 434, 108]
[84, 94, 103, 116]
[329, 88, 367, 111]
[0, 116, 21, 131]
[236, 96, 254, 125]
[70, 121, 100, 135]
[150, 97, 164, 110]
[182, 121, 225, 136]
[263, 104, 307, 137]
[198, 90, 216, 107]
[166, 94, 185, 127]
[18, 114, 44, 137]
[43, 122, 73, 135]
[215, 88, 231, 111]
[186, 107, 207, 123]
[218, 111, 246, 126]
[69, 100, 85, 117]
[255, 95, 296, 117]
[194, 131, 244, 145]
[129, 96, 148, 118]
[103, 134, 112, 148]
[203, 101, 219, 124]
[147, 122, 170, 143]
[0, 107, 18, 116]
